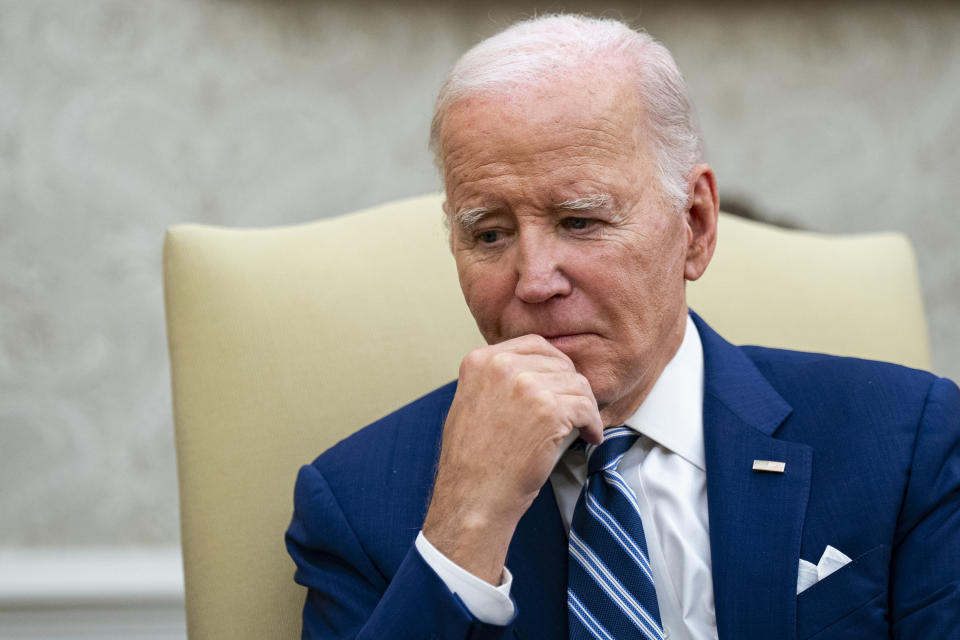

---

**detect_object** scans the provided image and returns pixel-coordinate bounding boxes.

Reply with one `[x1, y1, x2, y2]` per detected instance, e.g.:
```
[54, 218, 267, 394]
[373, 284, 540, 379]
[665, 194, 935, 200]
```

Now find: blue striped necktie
[568, 426, 663, 640]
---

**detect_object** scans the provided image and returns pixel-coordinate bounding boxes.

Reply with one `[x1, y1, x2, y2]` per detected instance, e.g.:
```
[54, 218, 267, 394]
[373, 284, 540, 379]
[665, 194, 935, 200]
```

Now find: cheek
[458, 266, 511, 335]
[590, 250, 679, 340]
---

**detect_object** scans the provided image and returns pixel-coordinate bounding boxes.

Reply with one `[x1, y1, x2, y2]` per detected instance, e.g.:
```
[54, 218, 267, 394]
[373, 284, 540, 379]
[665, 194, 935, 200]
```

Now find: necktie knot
[586, 426, 639, 476]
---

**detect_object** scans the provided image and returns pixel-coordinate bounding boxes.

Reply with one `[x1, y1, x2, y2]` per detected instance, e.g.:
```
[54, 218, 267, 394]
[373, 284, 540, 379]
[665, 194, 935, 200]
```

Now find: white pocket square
[797, 545, 852, 594]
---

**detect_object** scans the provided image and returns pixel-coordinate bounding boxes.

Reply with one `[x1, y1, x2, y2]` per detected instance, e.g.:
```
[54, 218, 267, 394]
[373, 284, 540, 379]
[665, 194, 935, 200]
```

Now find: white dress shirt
[417, 315, 718, 639]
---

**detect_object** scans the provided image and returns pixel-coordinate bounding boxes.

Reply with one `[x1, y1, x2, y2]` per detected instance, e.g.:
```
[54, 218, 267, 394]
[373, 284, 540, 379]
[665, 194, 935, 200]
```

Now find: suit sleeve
[285, 463, 516, 640]
[891, 376, 960, 636]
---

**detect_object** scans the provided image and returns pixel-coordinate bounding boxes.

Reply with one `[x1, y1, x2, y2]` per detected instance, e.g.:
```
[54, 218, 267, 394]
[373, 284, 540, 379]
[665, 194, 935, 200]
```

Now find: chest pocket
[796, 544, 888, 639]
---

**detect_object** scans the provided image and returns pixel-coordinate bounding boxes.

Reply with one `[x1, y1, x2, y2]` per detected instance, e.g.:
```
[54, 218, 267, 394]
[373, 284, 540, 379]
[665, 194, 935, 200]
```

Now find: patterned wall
[1, 0, 957, 546]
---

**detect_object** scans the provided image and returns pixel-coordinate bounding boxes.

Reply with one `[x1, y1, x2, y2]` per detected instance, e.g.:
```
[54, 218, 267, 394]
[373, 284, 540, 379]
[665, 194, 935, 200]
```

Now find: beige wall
[1, 0, 957, 546]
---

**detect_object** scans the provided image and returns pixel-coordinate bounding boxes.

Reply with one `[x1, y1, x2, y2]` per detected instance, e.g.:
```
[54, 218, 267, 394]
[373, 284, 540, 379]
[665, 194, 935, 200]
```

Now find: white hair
[429, 14, 705, 212]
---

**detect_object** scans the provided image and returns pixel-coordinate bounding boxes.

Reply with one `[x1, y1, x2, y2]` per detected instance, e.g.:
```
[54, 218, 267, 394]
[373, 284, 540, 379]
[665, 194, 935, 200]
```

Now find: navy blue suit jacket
[286, 314, 960, 639]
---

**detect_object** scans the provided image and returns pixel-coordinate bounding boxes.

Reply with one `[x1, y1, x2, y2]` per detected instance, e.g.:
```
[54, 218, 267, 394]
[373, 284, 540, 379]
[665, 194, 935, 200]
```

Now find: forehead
[440, 76, 652, 206]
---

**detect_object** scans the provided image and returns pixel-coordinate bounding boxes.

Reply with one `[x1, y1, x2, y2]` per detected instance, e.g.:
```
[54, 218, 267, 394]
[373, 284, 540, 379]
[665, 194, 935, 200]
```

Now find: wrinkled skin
[422, 71, 718, 584]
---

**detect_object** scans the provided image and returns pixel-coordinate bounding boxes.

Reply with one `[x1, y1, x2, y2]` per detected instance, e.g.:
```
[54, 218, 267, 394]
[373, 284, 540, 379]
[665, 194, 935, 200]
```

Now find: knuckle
[576, 396, 599, 422]
[489, 351, 514, 375]
[530, 333, 550, 347]
[576, 373, 593, 394]
[532, 390, 557, 418]
[460, 347, 489, 374]
[579, 395, 597, 415]
[551, 350, 575, 370]
[514, 370, 538, 393]
[462, 347, 483, 367]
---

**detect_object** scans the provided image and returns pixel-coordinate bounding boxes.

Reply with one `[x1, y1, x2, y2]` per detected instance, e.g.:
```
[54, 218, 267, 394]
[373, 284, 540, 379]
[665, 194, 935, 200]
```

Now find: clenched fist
[421, 334, 604, 584]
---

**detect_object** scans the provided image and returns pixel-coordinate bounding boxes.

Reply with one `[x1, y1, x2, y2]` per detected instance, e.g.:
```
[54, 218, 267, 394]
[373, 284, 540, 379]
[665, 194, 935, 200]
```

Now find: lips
[542, 332, 594, 348]
[507, 329, 597, 341]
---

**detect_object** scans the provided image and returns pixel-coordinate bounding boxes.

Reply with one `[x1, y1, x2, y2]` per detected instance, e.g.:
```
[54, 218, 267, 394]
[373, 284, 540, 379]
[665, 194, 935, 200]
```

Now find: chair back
[163, 193, 929, 638]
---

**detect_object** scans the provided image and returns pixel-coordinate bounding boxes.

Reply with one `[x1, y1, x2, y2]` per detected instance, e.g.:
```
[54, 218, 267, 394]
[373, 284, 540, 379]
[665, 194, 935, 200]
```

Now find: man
[286, 15, 960, 639]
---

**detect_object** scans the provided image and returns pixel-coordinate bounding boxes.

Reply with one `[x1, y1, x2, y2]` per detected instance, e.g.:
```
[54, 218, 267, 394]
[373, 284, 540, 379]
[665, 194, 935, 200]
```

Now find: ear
[683, 164, 719, 282]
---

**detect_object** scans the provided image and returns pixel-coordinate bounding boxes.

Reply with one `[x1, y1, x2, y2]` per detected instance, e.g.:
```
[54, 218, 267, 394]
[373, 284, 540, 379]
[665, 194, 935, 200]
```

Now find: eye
[562, 217, 593, 231]
[476, 229, 501, 244]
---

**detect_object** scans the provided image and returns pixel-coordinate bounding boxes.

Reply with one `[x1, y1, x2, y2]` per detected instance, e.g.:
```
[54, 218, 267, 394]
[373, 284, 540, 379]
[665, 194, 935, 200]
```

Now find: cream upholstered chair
[163, 193, 930, 639]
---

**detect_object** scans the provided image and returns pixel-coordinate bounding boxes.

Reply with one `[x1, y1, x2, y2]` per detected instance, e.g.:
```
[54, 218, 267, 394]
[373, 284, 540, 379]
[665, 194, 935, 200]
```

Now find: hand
[421, 334, 603, 584]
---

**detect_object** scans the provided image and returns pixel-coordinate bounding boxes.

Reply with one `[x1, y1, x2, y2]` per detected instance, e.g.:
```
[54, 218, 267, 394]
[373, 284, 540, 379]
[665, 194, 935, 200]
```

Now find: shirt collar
[623, 314, 706, 471]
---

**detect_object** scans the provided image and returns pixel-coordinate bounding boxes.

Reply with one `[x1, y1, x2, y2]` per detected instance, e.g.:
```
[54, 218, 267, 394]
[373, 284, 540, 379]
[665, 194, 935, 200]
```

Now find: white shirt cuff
[415, 530, 515, 625]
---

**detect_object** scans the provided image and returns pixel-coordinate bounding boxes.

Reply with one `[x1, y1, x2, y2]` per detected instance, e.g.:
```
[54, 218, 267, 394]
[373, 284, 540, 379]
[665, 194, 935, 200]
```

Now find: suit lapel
[462, 315, 813, 639]
[693, 313, 812, 639]
[507, 481, 569, 640]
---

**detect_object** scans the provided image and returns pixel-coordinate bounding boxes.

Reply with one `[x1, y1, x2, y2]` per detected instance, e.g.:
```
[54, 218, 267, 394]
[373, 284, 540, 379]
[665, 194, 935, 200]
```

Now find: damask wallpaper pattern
[1, 0, 957, 546]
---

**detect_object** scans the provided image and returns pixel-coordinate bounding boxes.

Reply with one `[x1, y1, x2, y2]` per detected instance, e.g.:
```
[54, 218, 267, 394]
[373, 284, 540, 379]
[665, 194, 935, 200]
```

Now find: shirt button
[662, 626, 670, 639]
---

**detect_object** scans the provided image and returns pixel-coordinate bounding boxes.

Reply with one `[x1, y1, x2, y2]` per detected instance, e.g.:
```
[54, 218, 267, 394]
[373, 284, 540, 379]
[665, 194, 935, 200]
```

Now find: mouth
[542, 333, 594, 349]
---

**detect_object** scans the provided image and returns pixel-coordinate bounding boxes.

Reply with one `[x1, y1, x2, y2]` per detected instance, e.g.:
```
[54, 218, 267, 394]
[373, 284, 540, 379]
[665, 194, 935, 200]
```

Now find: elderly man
[286, 15, 960, 640]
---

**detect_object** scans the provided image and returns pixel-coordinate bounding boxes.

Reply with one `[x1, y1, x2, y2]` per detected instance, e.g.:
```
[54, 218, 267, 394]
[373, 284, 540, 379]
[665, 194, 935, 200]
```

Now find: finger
[515, 371, 594, 397]
[507, 354, 579, 374]
[489, 333, 575, 366]
[478, 350, 574, 379]
[551, 430, 582, 467]
[557, 393, 604, 445]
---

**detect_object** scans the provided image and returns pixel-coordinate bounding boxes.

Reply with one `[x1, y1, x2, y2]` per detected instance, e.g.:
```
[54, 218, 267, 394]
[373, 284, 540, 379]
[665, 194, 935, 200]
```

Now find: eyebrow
[451, 193, 614, 231]
[452, 205, 497, 232]
[554, 194, 613, 211]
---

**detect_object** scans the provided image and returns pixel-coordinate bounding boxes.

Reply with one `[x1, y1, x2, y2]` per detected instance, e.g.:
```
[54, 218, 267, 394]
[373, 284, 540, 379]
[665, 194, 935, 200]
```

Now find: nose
[513, 234, 572, 303]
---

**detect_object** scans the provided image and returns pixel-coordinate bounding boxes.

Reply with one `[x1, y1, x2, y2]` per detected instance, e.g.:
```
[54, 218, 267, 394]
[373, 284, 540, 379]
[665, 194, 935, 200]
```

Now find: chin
[582, 366, 641, 418]
[580, 373, 616, 407]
